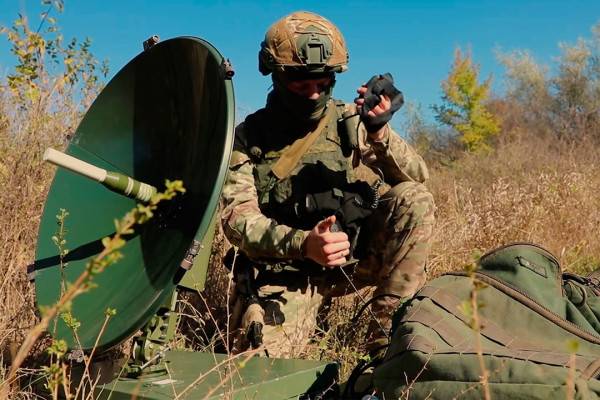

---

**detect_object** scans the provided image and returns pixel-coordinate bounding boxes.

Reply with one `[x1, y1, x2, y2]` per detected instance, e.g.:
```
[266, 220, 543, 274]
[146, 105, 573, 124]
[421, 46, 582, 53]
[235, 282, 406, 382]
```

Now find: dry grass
[0, 102, 69, 339]
[428, 134, 600, 277]
[0, 88, 81, 397]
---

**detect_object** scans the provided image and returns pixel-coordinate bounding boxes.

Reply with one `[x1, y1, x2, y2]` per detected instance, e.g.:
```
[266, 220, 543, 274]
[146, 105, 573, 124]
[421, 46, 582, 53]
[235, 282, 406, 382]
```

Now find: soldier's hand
[355, 86, 392, 117]
[303, 215, 351, 268]
[355, 87, 391, 141]
[355, 73, 404, 139]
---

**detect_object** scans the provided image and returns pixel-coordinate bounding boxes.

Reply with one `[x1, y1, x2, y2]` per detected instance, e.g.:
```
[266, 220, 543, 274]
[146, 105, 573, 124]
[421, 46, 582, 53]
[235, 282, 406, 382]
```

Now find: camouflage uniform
[222, 98, 435, 357]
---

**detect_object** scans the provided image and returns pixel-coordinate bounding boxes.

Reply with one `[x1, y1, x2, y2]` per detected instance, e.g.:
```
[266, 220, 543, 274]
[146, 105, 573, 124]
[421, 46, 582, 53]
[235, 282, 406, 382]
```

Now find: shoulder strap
[270, 105, 336, 180]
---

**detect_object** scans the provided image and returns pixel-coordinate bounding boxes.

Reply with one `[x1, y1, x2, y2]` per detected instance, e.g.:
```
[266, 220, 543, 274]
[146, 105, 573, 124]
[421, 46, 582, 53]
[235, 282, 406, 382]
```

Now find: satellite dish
[33, 36, 235, 354]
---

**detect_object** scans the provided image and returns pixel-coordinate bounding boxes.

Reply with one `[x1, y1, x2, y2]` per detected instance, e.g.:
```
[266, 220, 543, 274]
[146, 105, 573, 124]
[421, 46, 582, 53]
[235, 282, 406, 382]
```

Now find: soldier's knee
[383, 182, 435, 230]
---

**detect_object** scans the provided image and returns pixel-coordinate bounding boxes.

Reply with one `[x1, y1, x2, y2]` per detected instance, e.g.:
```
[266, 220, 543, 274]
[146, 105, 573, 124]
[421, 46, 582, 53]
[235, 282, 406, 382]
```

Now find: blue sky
[1, 1, 600, 126]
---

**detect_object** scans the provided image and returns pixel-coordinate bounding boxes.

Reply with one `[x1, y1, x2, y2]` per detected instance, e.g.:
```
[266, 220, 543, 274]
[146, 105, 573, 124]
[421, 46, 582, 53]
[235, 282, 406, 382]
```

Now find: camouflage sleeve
[221, 123, 308, 260]
[353, 105, 429, 185]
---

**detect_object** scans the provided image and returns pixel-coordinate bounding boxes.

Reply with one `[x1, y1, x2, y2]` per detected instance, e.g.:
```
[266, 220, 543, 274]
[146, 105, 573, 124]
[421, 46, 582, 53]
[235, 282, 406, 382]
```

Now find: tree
[498, 22, 600, 140]
[434, 48, 501, 152]
[496, 49, 552, 137]
[552, 37, 600, 138]
[0, 0, 108, 125]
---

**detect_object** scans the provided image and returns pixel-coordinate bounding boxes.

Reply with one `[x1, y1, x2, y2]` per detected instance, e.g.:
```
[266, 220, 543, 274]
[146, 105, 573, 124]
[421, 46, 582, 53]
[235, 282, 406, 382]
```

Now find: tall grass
[0, 90, 73, 398]
[0, 90, 69, 348]
[0, 6, 107, 396]
[428, 134, 600, 277]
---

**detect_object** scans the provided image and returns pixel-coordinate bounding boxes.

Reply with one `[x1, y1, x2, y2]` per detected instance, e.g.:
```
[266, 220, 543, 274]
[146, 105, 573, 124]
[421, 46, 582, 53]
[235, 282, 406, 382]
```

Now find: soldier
[221, 11, 435, 358]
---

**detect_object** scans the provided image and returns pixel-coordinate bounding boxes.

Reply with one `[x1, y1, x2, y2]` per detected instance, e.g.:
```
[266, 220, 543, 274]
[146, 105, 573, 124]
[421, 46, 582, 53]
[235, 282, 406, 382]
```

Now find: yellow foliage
[434, 48, 501, 152]
[1, 7, 108, 114]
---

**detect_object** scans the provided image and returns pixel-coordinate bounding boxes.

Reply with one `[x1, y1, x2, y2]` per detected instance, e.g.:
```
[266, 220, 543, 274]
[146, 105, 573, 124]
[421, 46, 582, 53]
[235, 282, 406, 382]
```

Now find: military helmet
[258, 11, 349, 76]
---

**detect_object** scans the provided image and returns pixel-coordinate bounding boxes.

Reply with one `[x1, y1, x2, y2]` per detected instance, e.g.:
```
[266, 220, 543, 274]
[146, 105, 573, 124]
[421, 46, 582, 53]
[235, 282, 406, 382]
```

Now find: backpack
[370, 242, 600, 399]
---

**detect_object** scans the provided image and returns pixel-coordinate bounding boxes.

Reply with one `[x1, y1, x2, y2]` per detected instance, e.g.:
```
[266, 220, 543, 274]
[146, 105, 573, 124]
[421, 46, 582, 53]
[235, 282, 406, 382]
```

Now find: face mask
[271, 74, 334, 122]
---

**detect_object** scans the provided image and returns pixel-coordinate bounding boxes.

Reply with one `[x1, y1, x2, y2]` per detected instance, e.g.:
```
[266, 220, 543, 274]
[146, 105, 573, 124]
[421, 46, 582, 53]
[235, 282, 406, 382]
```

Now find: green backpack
[371, 242, 600, 399]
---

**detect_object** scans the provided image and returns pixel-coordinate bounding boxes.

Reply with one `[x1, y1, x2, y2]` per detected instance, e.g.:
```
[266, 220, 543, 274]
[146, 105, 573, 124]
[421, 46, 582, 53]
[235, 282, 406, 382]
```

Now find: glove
[357, 72, 404, 132]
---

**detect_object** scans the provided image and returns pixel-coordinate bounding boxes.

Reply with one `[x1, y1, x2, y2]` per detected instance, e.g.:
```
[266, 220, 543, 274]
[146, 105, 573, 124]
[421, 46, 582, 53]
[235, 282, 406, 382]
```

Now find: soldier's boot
[356, 181, 435, 354]
[226, 248, 269, 354]
[243, 303, 266, 349]
[257, 282, 325, 358]
[232, 278, 325, 358]
[231, 301, 266, 354]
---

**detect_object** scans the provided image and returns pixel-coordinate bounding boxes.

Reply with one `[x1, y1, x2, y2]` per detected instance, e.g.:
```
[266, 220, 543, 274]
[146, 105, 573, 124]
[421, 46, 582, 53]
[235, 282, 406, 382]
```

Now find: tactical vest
[243, 100, 358, 231]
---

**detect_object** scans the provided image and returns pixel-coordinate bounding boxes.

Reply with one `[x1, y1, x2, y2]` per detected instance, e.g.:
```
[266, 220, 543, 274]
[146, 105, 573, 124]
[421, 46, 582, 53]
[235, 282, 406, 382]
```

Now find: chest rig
[244, 100, 361, 230]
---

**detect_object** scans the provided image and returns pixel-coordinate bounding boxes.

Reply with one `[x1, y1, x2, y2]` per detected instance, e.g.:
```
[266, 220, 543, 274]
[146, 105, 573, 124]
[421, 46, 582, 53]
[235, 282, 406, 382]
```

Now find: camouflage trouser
[230, 181, 435, 358]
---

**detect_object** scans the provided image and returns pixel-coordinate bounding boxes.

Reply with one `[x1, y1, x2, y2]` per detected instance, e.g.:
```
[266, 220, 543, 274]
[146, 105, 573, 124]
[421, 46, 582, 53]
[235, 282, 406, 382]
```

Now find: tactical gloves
[358, 72, 404, 133]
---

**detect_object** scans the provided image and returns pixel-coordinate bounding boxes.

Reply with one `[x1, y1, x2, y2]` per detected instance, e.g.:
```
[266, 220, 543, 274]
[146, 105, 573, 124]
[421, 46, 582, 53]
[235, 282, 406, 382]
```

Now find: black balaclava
[269, 72, 335, 123]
